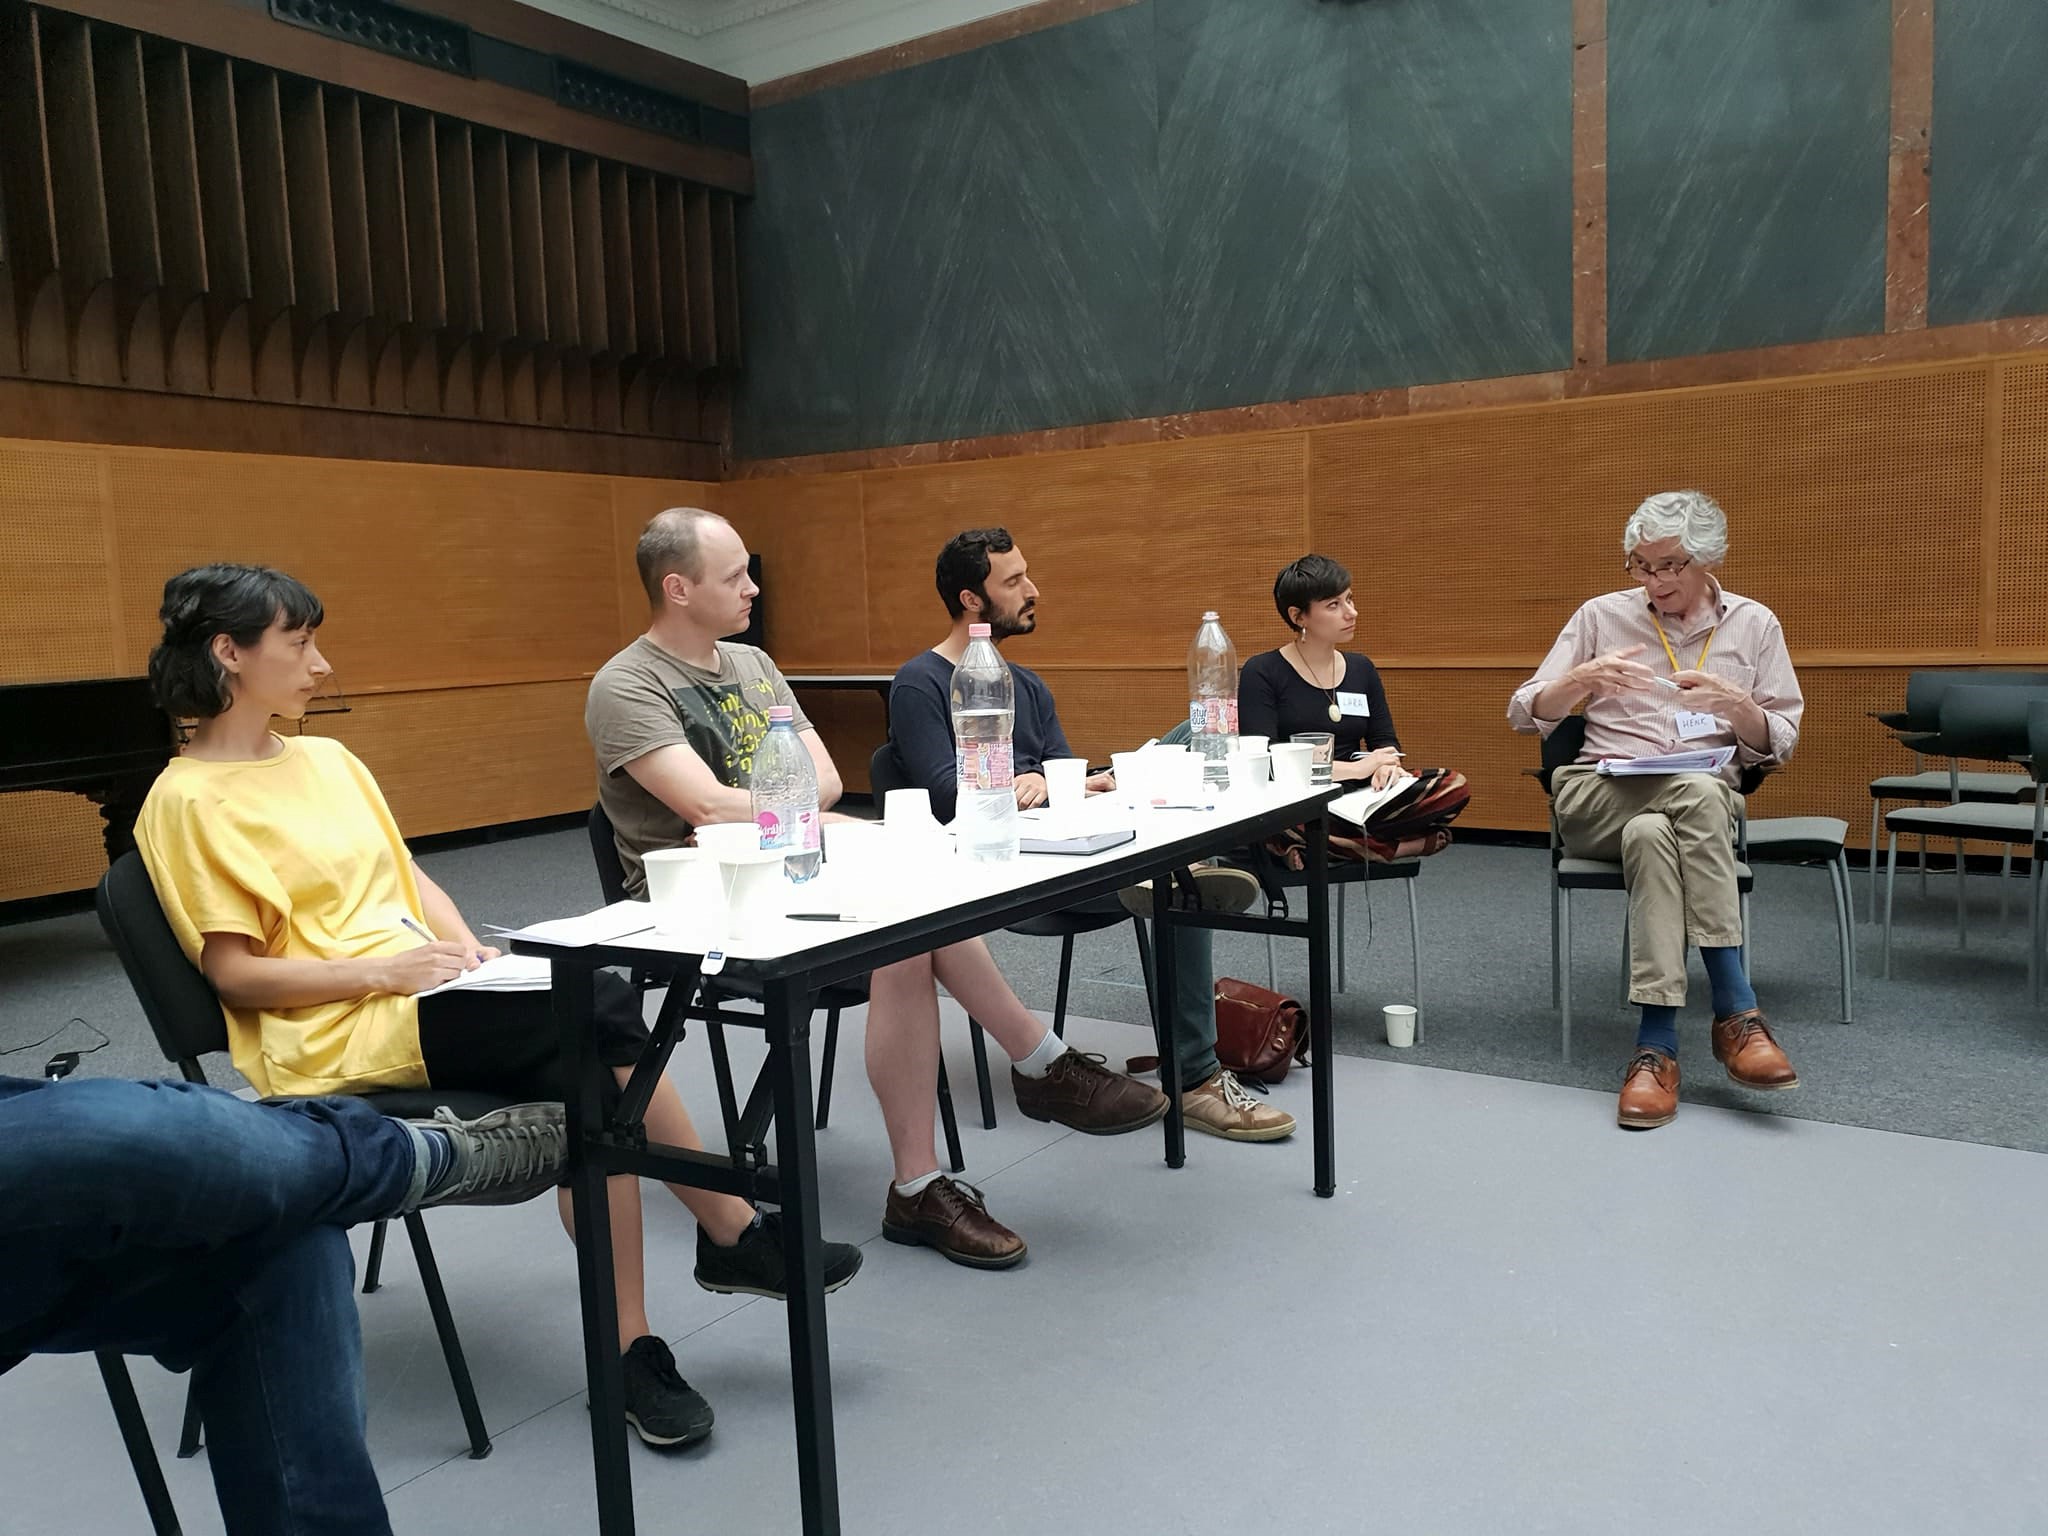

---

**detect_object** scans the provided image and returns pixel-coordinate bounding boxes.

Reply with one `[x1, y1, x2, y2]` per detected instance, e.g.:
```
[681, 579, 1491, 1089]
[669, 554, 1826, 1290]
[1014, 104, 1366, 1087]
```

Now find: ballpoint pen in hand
[399, 915, 486, 964]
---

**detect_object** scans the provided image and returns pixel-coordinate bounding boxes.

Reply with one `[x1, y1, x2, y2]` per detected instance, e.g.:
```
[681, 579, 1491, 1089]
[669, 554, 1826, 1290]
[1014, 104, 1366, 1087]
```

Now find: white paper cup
[1156, 752, 1204, 803]
[1235, 735, 1269, 756]
[823, 819, 886, 872]
[1226, 751, 1269, 791]
[1270, 742, 1314, 791]
[1384, 1004, 1417, 1048]
[1044, 757, 1088, 809]
[1112, 750, 1151, 807]
[694, 821, 763, 860]
[712, 846, 786, 937]
[883, 788, 934, 828]
[642, 847, 721, 932]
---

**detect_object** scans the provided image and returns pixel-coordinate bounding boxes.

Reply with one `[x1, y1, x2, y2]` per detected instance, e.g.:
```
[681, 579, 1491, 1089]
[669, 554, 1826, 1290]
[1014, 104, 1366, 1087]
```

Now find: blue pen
[400, 915, 486, 964]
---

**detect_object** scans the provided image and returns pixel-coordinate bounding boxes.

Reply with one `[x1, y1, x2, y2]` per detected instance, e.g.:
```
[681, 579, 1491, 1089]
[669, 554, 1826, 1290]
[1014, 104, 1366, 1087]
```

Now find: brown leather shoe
[882, 1176, 1026, 1269]
[1182, 1069, 1295, 1141]
[1013, 1049, 1169, 1135]
[1617, 1049, 1679, 1129]
[1711, 1008, 1800, 1090]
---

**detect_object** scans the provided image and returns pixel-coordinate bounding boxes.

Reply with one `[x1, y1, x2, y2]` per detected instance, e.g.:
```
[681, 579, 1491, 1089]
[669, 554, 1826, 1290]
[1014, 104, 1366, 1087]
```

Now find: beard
[988, 601, 1036, 639]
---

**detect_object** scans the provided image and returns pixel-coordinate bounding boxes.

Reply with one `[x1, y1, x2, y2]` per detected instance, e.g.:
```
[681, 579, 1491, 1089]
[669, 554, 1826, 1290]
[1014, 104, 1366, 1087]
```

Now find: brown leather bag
[1213, 978, 1310, 1084]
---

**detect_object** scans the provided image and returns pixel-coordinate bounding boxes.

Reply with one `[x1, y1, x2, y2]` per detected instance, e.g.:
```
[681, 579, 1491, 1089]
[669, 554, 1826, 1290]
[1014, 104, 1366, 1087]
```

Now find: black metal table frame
[522, 787, 1340, 1536]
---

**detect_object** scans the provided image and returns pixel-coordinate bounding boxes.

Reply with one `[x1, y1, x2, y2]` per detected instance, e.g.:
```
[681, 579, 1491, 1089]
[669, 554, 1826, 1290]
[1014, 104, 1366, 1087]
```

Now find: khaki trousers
[1551, 767, 1744, 1008]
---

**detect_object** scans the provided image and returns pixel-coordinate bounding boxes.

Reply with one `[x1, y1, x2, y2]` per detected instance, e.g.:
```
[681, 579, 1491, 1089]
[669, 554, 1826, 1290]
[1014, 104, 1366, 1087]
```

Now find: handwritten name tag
[1674, 709, 1720, 742]
[1336, 691, 1372, 717]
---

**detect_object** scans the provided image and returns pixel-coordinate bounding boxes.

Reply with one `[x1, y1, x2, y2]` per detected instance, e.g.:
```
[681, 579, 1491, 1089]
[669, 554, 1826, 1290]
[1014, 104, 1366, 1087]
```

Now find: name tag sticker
[1674, 709, 1719, 742]
[1336, 691, 1372, 717]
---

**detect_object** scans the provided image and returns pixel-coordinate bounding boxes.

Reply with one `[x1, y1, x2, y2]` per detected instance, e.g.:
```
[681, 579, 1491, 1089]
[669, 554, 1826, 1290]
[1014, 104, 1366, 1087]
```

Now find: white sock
[893, 1169, 943, 1198]
[1012, 1027, 1067, 1079]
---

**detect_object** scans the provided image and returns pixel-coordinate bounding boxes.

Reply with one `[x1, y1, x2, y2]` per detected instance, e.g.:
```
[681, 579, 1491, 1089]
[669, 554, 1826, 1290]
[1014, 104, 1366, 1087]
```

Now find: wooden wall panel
[716, 474, 870, 668]
[1996, 360, 2048, 650]
[0, 437, 118, 680]
[0, 792, 111, 905]
[606, 476, 721, 646]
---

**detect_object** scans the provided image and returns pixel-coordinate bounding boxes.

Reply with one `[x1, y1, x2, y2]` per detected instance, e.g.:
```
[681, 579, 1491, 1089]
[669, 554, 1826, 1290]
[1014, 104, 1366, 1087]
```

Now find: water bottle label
[1189, 698, 1238, 735]
[795, 808, 820, 853]
[755, 809, 784, 847]
[957, 740, 1014, 791]
[757, 807, 821, 852]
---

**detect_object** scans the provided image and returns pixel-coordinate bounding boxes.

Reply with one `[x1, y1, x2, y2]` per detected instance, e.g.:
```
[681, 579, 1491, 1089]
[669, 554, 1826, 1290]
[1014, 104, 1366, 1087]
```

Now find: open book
[1595, 746, 1736, 777]
[1328, 773, 1425, 829]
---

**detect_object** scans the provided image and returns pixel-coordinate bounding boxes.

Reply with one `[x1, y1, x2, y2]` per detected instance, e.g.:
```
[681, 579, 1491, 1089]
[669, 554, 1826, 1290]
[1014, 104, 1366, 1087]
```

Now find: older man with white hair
[1509, 491, 1805, 1130]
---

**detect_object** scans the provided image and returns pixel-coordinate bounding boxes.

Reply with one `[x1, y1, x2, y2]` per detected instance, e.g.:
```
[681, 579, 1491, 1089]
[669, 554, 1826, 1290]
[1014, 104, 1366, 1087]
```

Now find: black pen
[787, 913, 874, 923]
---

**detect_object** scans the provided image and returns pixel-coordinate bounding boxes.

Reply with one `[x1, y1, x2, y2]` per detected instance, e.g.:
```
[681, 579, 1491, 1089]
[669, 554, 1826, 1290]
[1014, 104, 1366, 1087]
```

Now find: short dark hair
[1273, 554, 1351, 633]
[636, 507, 728, 605]
[148, 564, 324, 719]
[934, 527, 1016, 620]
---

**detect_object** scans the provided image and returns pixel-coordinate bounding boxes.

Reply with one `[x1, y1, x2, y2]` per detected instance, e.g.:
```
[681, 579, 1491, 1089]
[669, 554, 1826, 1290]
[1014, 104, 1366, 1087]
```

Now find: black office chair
[869, 744, 1150, 1129]
[96, 852, 509, 1464]
[584, 804, 964, 1171]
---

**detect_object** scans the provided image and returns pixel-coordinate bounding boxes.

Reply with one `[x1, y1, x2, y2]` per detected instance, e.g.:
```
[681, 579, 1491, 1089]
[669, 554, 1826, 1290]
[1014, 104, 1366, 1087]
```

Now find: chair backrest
[586, 802, 630, 905]
[1535, 715, 1588, 794]
[1938, 684, 2048, 768]
[2032, 703, 2048, 791]
[870, 741, 912, 800]
[1904, 670, 2048, 743]
[95, 852, 226, 1078]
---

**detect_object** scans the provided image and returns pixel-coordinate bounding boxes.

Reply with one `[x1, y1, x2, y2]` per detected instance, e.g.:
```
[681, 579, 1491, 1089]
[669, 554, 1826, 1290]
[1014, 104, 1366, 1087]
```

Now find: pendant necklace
[1297, 642, 1343, 722]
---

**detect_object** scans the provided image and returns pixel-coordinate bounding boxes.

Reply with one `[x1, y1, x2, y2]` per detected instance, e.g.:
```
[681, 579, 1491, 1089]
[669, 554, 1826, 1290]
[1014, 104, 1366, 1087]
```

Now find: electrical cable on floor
[1, 1016, 112, 1075]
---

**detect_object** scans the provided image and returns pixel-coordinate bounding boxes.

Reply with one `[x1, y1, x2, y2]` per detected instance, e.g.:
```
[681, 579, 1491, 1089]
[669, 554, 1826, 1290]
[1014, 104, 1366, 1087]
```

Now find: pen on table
[787, 913, 876, 923]
[399, 915, 487, 963]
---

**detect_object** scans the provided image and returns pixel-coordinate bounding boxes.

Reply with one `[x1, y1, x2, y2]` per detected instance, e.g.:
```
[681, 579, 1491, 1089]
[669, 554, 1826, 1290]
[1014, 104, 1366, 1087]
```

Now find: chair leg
[1405, 878, 1422, 1044]
[1829, 854, 1853, 1024]
[2001, 847, 2013, 926]
[2031, 858, 2044, 1006]
[936, 1056, 965, 1174]
[1884, 832, 1900, 979]
[1839, 853, 1859, 970]
[97, 1353, 182, 1536]
[1956, 838, 1968, 949]
[1052, 934, 1075, 1039]
[1559, 889, 1573, 1064]
[1336, 883, 1348, 993]
[401, 1213, 491, 1460]
[1867, 798, 1882, 925]
[1918, 832, 1928, 895]
[1550, 879, 1562, 1012]
[814, 1006, 841, 1131]
[362, 1217, 388, 1295]
[1265, 932, 1278, 989]
[968, 1017, 997, 1130]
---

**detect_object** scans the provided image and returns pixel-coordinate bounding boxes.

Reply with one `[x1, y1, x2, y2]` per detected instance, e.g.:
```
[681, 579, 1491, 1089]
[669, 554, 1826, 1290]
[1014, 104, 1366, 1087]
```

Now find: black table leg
[1151, 882, 1185, 1170]
[556, 959, 632, 1534]
[1306, 814, 1336, 1197]
[765, 978, 841, 1536]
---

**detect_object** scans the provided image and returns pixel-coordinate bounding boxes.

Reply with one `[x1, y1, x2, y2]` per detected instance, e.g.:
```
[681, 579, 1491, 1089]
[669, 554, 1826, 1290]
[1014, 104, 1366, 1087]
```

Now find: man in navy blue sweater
[890, 529, 1295, 1144]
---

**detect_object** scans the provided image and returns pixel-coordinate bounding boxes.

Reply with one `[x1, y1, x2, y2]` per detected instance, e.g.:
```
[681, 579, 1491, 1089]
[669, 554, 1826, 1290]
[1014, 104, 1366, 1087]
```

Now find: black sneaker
[409, 1103, 566, 1208]
[621, 1336, 714, 1449]
[693, 1211, 864, 1300]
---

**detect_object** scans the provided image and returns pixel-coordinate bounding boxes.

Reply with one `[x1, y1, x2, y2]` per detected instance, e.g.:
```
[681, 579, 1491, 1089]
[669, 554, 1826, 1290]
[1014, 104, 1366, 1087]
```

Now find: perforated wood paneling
[1312, 367, 1989, 658]
[0, 791, 112, 904]
[302, 680, 596, 838]
[861, 433, 1308, 670]
[105, 449, 620, 689]
[716, 474, 871, 667]
[1996, 361, 2048, 648]
[0, 439, 118, 681]
[1029, 668, 1194, 769]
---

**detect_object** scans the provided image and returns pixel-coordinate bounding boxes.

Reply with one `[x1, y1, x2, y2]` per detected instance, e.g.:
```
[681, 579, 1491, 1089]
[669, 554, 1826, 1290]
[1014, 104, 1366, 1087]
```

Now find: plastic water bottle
[751, 705, 821, 882]
[1188, 611, 1238, 786]
[950, 622, 1019, 862]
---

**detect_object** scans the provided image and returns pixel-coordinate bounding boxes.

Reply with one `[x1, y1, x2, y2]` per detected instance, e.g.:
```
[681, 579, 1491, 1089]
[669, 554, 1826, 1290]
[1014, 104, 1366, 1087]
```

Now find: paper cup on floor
[1270, 741, 1315, 791]
[642, 847, 721, 933]
[694, 821, 763, 859]
[1044, 757, 1088, 809]
[1383, 1004, 1417, 1048]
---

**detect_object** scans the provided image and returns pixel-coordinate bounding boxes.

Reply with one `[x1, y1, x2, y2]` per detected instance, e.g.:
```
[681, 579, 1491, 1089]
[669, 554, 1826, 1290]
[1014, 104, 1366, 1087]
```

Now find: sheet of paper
[1673, 709, 1720, 742]
[485, 899, 656, 947]
[1595, 746, 1736, 777]
[414, 953, 555, 998]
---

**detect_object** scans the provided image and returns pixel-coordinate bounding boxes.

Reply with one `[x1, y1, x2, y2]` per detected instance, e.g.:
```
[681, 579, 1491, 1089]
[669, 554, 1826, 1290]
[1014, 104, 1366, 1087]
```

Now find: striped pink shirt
[1507, 581, 1804, 785]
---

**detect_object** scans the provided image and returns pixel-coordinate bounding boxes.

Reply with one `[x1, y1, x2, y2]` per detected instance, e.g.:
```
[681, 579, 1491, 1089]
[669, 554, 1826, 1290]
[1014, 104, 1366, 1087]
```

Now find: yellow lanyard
[1650, 614, 1714, 677]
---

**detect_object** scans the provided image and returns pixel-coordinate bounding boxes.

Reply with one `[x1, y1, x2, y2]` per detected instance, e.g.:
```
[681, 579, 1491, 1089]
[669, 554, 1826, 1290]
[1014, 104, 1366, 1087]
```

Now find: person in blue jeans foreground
[889, 527, 1294, 1143]
[0, 1074, 566, 1536]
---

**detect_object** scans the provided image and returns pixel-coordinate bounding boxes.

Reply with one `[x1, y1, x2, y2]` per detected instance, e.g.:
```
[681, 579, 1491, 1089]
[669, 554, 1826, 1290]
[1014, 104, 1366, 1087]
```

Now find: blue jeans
[0, 1076, 418, 1536]
[1168, 928, 1221, 1086]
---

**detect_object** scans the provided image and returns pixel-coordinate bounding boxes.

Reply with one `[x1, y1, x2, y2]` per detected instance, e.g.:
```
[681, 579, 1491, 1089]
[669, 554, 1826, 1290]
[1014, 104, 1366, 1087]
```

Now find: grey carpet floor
[2, 829, 2041, 1151]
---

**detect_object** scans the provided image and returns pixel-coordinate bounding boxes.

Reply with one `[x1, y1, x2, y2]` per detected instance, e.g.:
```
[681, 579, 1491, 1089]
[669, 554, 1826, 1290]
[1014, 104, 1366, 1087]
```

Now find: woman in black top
[1239, 554, 1406, 790]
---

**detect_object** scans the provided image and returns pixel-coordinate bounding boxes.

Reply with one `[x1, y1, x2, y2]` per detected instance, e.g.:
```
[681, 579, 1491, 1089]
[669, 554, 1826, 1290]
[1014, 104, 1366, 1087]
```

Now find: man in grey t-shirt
[589, 509, 1174, 1271]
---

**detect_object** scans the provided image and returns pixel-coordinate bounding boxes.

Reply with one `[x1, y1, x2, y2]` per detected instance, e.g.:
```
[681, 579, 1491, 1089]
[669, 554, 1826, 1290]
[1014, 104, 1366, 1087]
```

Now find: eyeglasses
[1625, 557, 1693, 581]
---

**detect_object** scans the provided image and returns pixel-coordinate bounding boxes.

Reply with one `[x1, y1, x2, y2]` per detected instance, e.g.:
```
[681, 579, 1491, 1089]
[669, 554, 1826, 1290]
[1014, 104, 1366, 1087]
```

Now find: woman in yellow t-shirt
[136, 563, 860, 1448]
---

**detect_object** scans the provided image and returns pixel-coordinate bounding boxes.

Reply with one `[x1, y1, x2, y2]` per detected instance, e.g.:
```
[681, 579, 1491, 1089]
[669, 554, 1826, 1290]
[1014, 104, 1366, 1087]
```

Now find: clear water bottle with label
[950, 622, 1019, 862]
[751, 705, 821, 882]
[1188, 610, 1238, 786]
